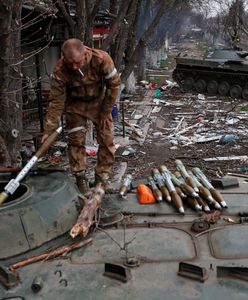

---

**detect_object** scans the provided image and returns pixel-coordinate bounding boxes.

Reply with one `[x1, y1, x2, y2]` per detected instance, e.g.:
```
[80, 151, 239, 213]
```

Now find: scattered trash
[225, 118, 240, 125]
[151, 106, 162, 113]
[223, 217, 236, 224]
[153, 132, 163, 137]
[155, 89, 162, 98]
[196, 114, 205, 121]
[197, 135, 223, 143]
[204, 156, 248, 162]
[112, 104, 119, 122]
[219, 134, 236, 145]
[134, 114, 143, 120]
[86, 145, 99, 156]
[197, 94, 205, 100]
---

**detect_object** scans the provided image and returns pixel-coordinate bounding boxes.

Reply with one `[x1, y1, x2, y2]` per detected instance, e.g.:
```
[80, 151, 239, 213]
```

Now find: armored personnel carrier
[172, 49, 248, 99]
[0, 171, 248, 299]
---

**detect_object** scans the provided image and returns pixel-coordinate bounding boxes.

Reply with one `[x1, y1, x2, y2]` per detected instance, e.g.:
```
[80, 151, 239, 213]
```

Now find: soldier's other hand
[99, 112, 112, 130]
[41, 133, 49, 144]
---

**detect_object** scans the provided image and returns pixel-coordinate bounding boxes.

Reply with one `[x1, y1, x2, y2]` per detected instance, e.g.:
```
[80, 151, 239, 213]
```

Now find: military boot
[75, 171, 89, 194]
[94, 174, 115, 193]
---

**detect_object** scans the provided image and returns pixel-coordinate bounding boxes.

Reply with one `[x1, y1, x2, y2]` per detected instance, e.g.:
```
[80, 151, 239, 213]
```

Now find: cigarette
[78, 69, 84, 77]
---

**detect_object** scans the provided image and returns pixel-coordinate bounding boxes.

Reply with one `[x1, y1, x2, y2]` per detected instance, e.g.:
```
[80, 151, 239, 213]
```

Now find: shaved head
[61, 38, 84, 59]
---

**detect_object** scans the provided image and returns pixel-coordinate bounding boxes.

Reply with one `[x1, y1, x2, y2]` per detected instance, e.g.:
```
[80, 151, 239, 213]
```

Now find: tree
[120, 0, 176, 82]
[222, 0, 247, 49]
[0, 0, 22, 167]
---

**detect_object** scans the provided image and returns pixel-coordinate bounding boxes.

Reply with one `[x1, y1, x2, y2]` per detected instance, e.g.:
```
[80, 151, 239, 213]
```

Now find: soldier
[41, 38, 121, 193]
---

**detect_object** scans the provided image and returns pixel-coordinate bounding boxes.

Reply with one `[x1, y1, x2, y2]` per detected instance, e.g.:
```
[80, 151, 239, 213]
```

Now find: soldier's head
[62, 38, 86, 70]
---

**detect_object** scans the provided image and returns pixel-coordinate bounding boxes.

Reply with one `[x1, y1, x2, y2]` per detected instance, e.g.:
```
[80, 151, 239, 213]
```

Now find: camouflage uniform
[44, 47, 121, 180]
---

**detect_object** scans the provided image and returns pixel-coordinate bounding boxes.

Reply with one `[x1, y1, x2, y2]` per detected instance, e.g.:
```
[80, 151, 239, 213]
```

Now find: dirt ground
[120, 86, 248, 181]
[22, 39, 248, 185]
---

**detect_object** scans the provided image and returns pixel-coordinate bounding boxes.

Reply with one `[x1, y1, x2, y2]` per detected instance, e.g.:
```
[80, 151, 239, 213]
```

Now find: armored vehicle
[172, 49, 248, 99]
[0, 171, 248, 299]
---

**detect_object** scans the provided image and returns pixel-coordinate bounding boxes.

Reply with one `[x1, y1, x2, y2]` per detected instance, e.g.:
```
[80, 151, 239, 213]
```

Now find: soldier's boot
[75, 170, 89, 194]
[94, 174, 115, 193]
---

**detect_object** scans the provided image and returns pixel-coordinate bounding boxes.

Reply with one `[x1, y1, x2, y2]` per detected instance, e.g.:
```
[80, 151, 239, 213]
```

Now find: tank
[0, 171, 248, 299]
[172, 49, 248, 99]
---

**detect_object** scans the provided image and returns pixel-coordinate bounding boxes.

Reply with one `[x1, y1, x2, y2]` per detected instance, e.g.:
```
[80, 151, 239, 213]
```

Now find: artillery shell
[175, 186, 187, 199]
[209, 200, 222, 210]
[185, 197, 202, 211]
[196, 197, 210, 212]
[160, 186, 171, 202]
[198, 186, 214, 203]
[174, 171, 185, 183]
[154, 189, 163, 202]
[119, 174, 132, 196]
[210, 188, 228, 208]
[181, 183, 199, 198]
[171, 191, 184, 214]
[185, 176, 199, 193]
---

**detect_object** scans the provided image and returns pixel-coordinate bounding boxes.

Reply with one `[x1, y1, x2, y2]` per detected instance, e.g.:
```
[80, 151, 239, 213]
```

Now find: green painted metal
[0, 174, 248, 299]
[0, 172, 81, 260]
[172, 49, 248, 99]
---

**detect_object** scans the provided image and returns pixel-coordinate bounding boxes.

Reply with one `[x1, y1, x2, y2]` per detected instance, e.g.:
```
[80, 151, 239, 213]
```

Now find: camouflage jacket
[44, 47, 121, 135]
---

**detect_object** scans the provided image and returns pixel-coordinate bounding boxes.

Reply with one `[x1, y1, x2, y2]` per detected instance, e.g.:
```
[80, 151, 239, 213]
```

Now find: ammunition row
[119, 160, 227, 215]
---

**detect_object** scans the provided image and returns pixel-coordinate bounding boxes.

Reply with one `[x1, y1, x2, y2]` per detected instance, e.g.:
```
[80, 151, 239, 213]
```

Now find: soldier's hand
[41, 133, 49, 144]
[99, 112, 112, 130]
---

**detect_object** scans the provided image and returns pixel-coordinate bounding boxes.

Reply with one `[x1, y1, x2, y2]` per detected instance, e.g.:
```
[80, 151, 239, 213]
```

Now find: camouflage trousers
[66, 98, 115, 179]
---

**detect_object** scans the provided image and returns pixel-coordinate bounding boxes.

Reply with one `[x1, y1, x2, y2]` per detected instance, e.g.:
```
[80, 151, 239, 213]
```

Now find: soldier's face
[64, 53, 85, 71]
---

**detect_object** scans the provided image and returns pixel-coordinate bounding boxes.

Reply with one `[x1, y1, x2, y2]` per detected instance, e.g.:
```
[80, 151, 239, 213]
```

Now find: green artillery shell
[159, 168, 175, 193]
[185, 176, 199, 193]
[171, 191, 184, 214]
[147, 176, 163, 202]
[170, 173, 183, 187]
[159, 165, 169, 173]
[175, 160, 199, 193]
[151, 168, 164, 187]
[119, 174, 132, 196]
[196, 197, 210, 212]
[188, 171, 202, 188]
[175, 160, 189, 178]
[181, 183, 199, 198]
[174, 171, 185, 183]
[175, 186, 187, 199]
[192, 167, 213, 190]
[185, 197, 202, 211]
[160, 186, 171, 202]
[152, 169, 171, 202]
[198, 186, 215, 203]
[209, 199, 222, 210]
[209, 188, 228, 208]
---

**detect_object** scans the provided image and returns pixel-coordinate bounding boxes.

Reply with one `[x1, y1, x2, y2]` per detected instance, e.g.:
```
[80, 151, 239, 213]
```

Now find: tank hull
[173, 50, 248, 99]
[1, 173, 248, 299]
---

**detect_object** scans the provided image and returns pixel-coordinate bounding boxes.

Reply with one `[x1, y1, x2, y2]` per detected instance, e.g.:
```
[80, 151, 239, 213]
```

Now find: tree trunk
[125, 0, 142, 63]
[84, 0, 102, 47]
[121, 0, 175, 83]
[0, 0, 22, 167]
[113, 0, 140, 70]
[75, 0, 86, 40]
[54, 0, 75, 37]
[137, 42, 146, 81]
[101, 0, 131, 51]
